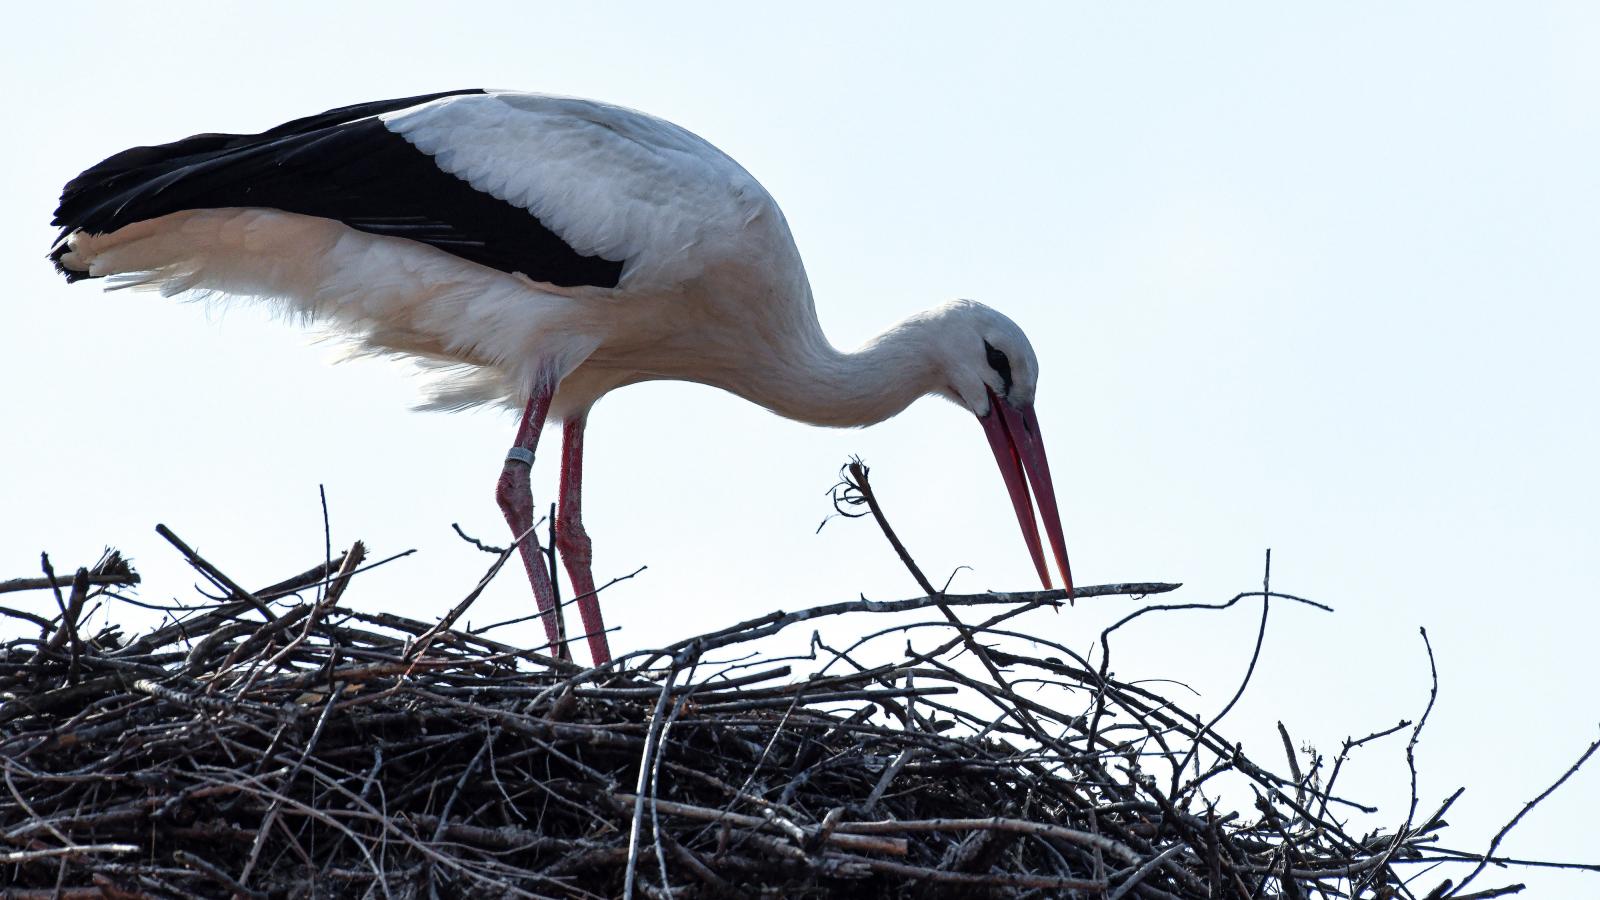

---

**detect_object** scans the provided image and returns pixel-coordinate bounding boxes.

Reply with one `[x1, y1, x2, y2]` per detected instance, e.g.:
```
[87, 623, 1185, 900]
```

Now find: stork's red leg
[495, 378, 568, 658]
[555, 415, 611, 665]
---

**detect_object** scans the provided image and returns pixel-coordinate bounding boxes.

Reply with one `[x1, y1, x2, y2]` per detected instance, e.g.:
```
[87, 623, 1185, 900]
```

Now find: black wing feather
[51, 89, 625, 289]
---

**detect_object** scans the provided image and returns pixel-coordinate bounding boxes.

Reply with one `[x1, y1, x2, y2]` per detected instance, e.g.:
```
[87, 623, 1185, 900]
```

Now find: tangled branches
[0, 499, 1593, 897]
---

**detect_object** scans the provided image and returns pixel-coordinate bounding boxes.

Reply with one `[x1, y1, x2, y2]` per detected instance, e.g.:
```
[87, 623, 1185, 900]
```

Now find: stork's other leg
[556, 415, 611, 665]
[496, 378, 568, 658]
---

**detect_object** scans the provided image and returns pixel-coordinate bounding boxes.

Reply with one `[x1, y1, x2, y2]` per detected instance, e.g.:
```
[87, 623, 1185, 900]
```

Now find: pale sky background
[2, 2, 1596, 893]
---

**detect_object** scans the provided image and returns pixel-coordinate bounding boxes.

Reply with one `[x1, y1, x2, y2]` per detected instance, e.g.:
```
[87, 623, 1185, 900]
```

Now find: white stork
[49, 89, 1073, 665]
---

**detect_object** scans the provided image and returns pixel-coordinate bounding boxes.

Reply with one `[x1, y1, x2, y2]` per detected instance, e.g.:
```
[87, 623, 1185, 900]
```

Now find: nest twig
[0, 482, 1593, 899]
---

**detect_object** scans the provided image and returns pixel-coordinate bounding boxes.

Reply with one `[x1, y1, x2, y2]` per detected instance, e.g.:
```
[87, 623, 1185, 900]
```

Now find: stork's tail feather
[48, 235, 91, 282]
[50, 130, 247, 284]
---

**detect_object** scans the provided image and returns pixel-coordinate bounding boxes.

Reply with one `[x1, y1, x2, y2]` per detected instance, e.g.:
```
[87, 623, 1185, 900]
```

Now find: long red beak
[978, 389, 1073, 595]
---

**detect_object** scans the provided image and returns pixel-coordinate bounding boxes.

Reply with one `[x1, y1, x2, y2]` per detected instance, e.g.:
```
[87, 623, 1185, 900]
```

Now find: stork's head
[926, 300, 1073, 595]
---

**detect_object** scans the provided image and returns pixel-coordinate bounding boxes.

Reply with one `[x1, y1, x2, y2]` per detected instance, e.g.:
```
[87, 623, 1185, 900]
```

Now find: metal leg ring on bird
[495, 379, 570, 659]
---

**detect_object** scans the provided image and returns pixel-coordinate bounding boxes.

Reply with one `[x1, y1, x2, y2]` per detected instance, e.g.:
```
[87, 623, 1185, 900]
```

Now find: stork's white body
[54, 90, 1072, 665]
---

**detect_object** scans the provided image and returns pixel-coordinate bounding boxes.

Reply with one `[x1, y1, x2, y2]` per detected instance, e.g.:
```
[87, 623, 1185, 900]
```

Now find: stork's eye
[984, 340, 1013, 395]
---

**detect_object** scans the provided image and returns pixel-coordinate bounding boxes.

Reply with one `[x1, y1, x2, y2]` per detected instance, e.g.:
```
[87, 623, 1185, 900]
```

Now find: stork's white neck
[728, 312, 947, 429]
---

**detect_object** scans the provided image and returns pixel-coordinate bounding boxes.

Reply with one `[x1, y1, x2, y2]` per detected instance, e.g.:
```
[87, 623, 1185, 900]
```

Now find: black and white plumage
[51, 90, 1073, 665]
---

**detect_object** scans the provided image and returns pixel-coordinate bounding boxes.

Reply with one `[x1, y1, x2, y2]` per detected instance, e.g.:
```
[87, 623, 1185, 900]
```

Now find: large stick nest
[0, 524, 1589, 899]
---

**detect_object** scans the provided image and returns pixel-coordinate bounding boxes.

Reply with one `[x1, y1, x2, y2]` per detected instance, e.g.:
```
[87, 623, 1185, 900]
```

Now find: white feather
[381, 93, 784, 290]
